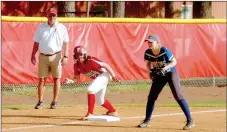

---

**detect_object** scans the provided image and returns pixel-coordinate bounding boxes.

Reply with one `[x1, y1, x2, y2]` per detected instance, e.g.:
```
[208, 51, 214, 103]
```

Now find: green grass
[2, 83, 175, 96]
[2, 101, 225, 110]
[2, 81, 226, 110]
[2, 76, 226, 96]
[114, 101, 226, 107]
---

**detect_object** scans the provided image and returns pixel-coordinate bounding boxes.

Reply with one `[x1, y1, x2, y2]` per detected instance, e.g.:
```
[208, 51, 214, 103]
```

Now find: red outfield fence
[1, 20, 226, 84]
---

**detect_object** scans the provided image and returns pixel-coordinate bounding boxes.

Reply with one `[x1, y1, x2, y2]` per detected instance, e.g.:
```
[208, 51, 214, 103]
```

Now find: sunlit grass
[2, 101, 225, 110]
[2, 82, 176, 96]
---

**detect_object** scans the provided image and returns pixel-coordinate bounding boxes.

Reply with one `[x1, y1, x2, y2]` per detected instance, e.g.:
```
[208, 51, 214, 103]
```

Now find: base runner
[65, 46, 119, 120]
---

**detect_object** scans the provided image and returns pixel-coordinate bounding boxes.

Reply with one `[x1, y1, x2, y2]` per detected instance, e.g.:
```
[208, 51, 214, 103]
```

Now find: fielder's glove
[156, 68, 166, 76]
[150, 68, 166, 78]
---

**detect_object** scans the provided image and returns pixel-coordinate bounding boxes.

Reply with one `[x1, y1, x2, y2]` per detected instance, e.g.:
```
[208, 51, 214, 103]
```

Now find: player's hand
[112, 76, 119, 82]
[65, 78, 74, 84]
[31, 55, 36, 65]
[61, 57, 68, 65]
[150, 68, 166, 77]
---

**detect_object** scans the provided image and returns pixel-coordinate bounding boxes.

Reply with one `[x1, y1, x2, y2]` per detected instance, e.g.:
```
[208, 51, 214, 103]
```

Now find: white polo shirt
[33, 21, 69, 54]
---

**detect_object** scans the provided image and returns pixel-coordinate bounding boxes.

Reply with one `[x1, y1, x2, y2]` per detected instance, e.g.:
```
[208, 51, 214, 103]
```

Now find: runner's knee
[96, 98, 104, 105]
[87, 91, 94, 94]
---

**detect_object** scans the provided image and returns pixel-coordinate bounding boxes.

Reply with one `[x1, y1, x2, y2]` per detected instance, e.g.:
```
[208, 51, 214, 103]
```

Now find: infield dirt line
[2, 109, 226, 131]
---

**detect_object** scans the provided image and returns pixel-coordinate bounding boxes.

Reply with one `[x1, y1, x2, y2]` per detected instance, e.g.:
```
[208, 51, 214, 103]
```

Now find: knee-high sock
[88, 94, 95, 114]
[145, 99, 155, 121]
[101, 100, 116, 112]
[177, 98, 192, 121]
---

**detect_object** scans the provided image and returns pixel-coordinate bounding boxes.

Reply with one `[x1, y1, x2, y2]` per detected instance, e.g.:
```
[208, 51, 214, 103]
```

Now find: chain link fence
[2, 77, 226, 96]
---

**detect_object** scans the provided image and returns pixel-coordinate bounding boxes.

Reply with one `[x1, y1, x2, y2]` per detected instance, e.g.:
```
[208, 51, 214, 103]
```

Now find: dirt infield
[2, 86, 226, 132]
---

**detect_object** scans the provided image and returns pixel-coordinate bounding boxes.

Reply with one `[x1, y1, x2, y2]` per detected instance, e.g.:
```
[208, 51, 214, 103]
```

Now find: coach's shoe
[81, 113, 93, 121]
[104, 111, 119, 117]
[35, 101, 43, 109]
[138, 120, 151, 128]
[50, 101, 58, 109]
[183, 120, 195, 130]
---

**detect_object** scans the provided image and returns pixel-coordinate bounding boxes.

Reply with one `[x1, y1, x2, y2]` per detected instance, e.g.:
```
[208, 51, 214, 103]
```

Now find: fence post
[212, 76, 216, 87]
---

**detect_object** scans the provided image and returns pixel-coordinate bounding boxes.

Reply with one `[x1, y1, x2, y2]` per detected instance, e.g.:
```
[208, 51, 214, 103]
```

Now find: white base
[88, 115, 120, 122]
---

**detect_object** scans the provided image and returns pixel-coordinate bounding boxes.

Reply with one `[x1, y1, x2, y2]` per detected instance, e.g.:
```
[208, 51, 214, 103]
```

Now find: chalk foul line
[2, 109, 226, 131]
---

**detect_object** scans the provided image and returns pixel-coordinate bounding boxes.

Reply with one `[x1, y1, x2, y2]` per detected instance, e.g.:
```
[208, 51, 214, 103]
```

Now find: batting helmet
[73, 46, 87, 60]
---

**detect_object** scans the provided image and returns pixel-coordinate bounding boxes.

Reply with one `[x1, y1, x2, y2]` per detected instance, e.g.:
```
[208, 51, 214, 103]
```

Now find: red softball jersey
[74, 56, 107, 79]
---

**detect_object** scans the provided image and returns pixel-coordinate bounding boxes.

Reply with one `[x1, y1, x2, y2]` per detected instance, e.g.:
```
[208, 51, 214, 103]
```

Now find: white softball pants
[87, 72, 111, 105]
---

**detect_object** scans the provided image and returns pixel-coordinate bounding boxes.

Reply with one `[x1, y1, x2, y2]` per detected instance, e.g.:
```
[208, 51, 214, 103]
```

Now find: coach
[31, 7, 69, 109]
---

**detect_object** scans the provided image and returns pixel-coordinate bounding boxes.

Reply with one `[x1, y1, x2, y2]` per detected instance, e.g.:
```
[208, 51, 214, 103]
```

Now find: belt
[40, 51, 61, 56]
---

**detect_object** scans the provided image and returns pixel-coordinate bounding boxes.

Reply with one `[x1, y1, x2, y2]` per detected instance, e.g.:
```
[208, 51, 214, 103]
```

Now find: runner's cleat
[81, 113, 94, 121]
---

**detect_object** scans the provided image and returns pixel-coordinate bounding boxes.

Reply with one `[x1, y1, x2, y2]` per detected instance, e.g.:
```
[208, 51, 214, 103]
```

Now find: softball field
[2, 86, 226, 132]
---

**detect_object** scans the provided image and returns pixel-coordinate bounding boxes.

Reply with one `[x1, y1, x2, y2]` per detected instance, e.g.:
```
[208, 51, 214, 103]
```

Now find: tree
[165, 1, 174, 18]
[57, 1, 75, 17]
[113, 1, 125, 18]
[193, 1, 212, 18]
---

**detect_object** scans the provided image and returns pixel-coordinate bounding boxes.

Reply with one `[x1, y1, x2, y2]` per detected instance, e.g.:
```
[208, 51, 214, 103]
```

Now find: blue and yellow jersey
[144, 47, 176, 72]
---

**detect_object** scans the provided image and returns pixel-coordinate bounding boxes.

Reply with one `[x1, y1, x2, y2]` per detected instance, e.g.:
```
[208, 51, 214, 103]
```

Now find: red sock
[88, 94, 95, 114]
[101, 100, 116, 112]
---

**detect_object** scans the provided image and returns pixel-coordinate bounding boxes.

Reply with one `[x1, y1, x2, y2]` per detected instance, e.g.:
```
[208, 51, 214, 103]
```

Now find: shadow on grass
[8, 107, 21, 110]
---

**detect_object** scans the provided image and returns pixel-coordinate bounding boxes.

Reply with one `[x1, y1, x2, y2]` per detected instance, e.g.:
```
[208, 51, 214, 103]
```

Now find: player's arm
[65, 64, 81, 84]
[102, 62, 119, 82]
[163, 57, 177, 71]
[31, 42, 39, 65]
[61, 41, 69, 65]
[62, 42, 69, 56]
[145, 60, 153, 79]
[144, 50, 154, 78]
[31, 24, 41, 65]
[62, 25, 69, 59]
[145, 60, 152, 71]
[102, 62, 116, 77]
[32, 42, 39, 55]
[162, 48, 177, 71]
[65, 74, 80, 84]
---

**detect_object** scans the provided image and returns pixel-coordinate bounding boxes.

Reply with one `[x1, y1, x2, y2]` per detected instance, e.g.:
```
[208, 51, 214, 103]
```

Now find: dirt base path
[2, 107, 226, 132]
[2, 86, 226, 132]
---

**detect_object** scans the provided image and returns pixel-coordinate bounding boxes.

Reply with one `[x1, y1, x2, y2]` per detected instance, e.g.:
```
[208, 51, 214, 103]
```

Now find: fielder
[138, 34, 195, 130]
[65, 46, 119, 120]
